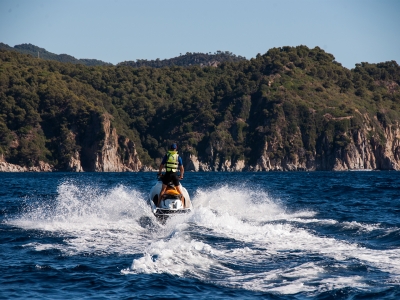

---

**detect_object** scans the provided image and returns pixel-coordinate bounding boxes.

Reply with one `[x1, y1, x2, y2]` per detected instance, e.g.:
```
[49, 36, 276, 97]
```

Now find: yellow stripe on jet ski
[165, 188, 180, 195]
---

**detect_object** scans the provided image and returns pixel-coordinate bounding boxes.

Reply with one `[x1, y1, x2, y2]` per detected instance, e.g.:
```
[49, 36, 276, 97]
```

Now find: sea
[1, 172, 400, 299]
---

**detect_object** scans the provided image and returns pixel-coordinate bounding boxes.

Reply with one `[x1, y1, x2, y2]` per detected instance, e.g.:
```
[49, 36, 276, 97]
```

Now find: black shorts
[162, 172, 179, 186]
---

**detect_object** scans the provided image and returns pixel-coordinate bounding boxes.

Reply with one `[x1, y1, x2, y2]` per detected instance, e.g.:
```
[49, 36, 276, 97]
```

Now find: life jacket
[165, 150, 179, 172]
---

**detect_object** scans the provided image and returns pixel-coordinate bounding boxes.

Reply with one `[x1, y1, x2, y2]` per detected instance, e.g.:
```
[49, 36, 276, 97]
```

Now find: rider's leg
[158, 184, 167, 207]
[175, 184, 185, 208]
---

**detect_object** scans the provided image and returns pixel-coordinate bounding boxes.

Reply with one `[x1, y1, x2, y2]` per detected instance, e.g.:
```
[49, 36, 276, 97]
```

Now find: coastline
[0, 161, 389, 172]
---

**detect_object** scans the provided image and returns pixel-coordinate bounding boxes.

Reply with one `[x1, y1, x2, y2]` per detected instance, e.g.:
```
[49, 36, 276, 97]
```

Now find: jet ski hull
[149, 181, 192, 221]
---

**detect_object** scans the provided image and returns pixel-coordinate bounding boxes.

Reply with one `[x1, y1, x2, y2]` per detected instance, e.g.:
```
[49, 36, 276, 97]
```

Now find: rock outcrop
[0, 154, 54, 172]
[79, 113, 142, 172]
[67, 151, 83, 172]
[0, 114, 142, 172]
[0, 161, 29, 172]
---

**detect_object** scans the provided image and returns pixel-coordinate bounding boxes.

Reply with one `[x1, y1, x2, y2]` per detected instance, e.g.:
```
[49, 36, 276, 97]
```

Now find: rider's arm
[158, 155, 167, 175]
[178, 156, 184, 179]
[158, 164, 164, 175]
[179, 165, 184, 179]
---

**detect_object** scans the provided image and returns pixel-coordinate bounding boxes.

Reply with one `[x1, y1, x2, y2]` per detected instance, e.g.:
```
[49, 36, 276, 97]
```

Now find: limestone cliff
[79, 113, 142, 172]
[182, 117, 400, 172]
[253, 119, 399, 171]
[0, 114, 142, 172]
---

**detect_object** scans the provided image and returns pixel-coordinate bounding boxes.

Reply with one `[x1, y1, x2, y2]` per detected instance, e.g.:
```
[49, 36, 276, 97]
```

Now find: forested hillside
[0, 43, 246, 68]
[0, 46, 399, 171]
[0, 43, 113, 66]
[117, 51, 246, 68]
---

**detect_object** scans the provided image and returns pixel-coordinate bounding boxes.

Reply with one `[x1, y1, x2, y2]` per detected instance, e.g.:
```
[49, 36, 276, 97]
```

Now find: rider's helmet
[170, 143, 177, 150]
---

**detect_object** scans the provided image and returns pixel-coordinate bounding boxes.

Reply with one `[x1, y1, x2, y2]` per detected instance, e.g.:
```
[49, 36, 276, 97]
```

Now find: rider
[157, 143, 185, 207]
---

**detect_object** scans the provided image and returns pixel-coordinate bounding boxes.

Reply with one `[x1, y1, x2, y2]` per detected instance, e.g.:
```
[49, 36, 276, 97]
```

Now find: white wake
[7, 182, 400, 294]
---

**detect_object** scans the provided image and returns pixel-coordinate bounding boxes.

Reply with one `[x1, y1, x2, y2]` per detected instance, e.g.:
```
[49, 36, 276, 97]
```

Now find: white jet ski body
[149, 180, 192, 221]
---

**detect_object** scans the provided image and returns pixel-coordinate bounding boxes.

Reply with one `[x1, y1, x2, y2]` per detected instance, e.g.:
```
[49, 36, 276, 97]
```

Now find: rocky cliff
[182, 117, 400, 172]
[0, 114, 142, 172]
[2, 116, 399, 173]
[78, 113, 142, 172]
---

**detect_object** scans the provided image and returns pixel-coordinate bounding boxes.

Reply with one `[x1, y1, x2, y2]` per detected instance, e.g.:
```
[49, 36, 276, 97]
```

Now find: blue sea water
[1, 172, 400, 299]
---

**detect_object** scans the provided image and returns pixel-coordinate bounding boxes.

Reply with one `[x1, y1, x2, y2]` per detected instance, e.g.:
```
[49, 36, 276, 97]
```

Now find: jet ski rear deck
[149, 180, 192, 221]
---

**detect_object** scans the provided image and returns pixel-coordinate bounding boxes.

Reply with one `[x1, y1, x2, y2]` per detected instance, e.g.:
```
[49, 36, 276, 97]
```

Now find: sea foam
[7, 180, 400, 294]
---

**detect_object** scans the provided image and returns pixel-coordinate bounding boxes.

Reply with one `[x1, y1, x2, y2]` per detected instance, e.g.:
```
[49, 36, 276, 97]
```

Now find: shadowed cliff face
[78, 114, 142, 172]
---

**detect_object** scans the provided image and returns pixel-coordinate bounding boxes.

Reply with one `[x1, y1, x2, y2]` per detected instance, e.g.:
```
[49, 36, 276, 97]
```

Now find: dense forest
[117, 51, 246, 68]
[0, 45, 399, 171]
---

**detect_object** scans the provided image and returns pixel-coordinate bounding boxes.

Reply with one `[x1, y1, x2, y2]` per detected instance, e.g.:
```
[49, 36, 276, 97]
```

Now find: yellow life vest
[165, 150, 179, 172]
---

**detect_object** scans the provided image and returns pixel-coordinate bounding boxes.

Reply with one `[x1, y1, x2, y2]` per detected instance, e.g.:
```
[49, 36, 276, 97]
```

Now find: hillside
[0, 43, 113, 67]
[117, 51, 246, 68]
[0, 46, 399, 172]
[0, 43, 246, 68]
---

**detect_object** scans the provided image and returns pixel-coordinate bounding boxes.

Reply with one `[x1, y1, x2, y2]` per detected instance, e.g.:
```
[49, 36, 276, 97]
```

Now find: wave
[6, 181, 400, 294]
[7, 180, 158, 255]
[126, 185, 400, 294]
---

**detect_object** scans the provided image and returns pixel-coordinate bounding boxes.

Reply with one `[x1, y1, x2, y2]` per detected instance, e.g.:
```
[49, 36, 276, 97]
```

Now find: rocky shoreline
[0, 160, 53, 172]
[2, 115, 399, 173]
[181, 120, 400, 172]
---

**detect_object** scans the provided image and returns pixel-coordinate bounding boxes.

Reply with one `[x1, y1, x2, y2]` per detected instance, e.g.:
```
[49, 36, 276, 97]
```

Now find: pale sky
[1, 0, 399, 68]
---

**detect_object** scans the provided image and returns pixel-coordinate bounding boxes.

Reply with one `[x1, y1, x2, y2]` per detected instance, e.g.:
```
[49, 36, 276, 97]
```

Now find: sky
[0, 0, 399, 69]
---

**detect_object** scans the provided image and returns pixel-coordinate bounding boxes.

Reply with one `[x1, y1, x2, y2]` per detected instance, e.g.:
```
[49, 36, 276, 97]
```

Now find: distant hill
[1, 45, 400, 172]
[0, 43, 113, 66]
[117, 51, 246, 68]
[0, 43, 246, 68]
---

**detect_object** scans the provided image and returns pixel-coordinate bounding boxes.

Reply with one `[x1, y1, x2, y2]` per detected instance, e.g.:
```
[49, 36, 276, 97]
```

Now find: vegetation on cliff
[0, 45, 399, 170]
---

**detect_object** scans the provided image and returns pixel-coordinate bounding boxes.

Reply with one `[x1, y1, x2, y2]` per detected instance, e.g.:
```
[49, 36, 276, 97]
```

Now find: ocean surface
[1, 172, 400, 299]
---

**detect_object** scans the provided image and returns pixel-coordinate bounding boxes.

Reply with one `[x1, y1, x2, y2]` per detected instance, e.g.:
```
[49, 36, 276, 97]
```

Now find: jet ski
[149, 176, 192, 221]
